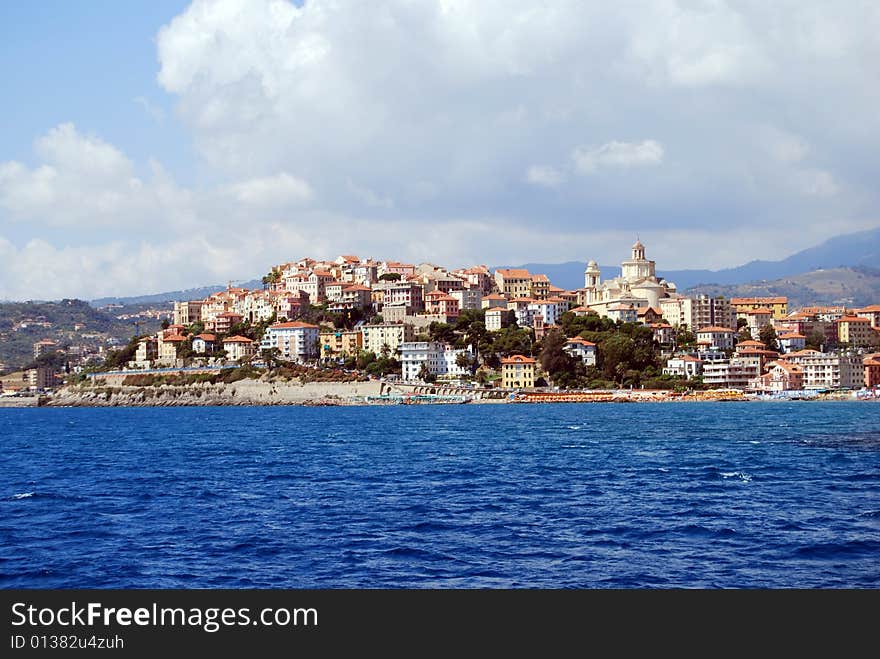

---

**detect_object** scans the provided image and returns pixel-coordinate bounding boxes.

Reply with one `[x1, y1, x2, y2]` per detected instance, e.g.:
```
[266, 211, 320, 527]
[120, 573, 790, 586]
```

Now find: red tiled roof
[270, 321, 320, 330]
[501, 354, 536, 364]
[496, 269, 531, 279]
[162, 334, 187, 342]
[223, 335, 252, 344]
[194, 334, 216, 341]
[731, 297, 787, 305]
[697, 326, 735, 333]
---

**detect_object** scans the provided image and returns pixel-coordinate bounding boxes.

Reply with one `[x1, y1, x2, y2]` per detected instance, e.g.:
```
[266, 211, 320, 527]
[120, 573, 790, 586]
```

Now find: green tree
[804, 330, 825, 351]
[759, 324, 779, 352]
[378, 273, 402, 281]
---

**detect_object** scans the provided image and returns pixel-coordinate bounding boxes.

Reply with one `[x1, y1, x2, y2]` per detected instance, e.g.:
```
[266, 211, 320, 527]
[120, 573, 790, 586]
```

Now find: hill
[89, 279, 262, 307]
[686, 266, 880, 309]
[0, 299, 164, 372]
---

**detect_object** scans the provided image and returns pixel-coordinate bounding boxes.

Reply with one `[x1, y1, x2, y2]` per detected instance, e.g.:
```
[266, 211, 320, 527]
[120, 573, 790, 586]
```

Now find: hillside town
[5, 240, 880, 401]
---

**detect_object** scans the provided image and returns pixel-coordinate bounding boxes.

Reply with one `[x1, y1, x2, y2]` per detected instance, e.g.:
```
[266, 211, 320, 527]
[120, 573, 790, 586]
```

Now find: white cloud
[525, 165, 564, 188]
[572, 140, 664, 174]
[227, 172, 313, 206]
[4, 1, 880, 298]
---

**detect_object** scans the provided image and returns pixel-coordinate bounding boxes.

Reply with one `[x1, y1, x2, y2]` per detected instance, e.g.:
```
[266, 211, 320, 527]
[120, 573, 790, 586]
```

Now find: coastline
[8, 377, 872, 408]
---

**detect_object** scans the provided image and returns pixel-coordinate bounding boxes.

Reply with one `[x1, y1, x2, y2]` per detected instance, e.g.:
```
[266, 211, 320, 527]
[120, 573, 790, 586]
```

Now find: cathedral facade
[580, 240, 677, 317]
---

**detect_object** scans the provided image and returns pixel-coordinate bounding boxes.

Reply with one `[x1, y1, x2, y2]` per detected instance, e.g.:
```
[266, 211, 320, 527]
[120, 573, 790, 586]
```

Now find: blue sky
[1, 1, 879, 299]
[1, 2, 191, 175]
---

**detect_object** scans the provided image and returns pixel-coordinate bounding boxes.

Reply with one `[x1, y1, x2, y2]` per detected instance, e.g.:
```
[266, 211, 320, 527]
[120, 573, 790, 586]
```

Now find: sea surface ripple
[1, 402, 878, 588]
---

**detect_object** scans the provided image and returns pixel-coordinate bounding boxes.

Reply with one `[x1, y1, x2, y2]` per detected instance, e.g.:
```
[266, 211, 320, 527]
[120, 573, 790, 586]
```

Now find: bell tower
[584, 260, 601, 289]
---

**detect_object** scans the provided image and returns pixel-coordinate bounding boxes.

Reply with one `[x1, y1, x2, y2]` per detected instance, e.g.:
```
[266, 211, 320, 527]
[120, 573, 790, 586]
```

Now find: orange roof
[638, 306, 662, 315]
[270, 321, 320, 330]
[339, 255, 359, 262]
[501, 354, 536, 364]
[549, 285, 565, 292]
[836, 316, 871, 323]
[745, 307, 773, 315]
[780, 349, 822, 358]
[484, 293, 507, 300]
[697, 326, 735, 333]
[609, 303, 635, 311]
[194, 333, 216, 341]
[496, 268, 531, 279]
[162, 334, 187, 342]
[545, 297, 568, 303]
[343, 284, 372, 292]
[778, 332, 805, 339]
[530, 274, 550, 282]
[855, 304, 880, 312]
[738, 340, 764, 346]
[509, 297, 537, 304]
[650, 322, 672, 328]
[569, 306, 596, 313]
[223, 335, 253, 344]
[566, 337, 596, 346]
[216, 311, 243, 318]
[731, 297, 787, 305]
[679, 355, 702, 362]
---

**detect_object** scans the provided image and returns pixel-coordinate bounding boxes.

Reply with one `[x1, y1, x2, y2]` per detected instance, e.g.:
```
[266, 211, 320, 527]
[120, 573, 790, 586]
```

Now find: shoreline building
[580, 241, 677, 317]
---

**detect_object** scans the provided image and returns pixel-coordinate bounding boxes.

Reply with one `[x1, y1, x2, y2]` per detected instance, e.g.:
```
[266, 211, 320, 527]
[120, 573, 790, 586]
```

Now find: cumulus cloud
[4, 1, 880, 298]
[572, 140, 664, 174]
[525, 165, 564, 188]
[227, 172, 313, 206]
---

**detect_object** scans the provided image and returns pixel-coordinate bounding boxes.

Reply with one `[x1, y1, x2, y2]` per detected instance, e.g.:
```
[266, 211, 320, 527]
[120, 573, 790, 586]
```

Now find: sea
[1, 402, 878, 588]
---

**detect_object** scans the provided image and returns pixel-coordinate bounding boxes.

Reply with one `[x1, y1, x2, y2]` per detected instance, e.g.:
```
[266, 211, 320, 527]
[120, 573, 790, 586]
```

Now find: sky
[2, 0, 880, 300]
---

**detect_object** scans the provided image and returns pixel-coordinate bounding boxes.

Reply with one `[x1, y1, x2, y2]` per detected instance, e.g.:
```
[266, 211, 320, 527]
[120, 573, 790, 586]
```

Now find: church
[579, 240, 678, 317]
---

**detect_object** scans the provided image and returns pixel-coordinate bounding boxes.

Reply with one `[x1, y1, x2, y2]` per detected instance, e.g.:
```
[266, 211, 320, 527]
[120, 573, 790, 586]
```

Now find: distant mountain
[660, 227, 880, 289]
[90, 279, 263, 307]
[495, 227, 880, 291]
[687, 266, 880, 309]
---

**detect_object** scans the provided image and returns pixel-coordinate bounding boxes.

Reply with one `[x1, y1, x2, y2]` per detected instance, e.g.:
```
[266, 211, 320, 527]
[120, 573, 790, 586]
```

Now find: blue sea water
[1, 402, 878, 588]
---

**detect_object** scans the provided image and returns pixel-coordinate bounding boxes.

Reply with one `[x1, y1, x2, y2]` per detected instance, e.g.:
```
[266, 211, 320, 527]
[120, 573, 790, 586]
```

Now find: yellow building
[501, 354, 536, 389]
[529, 274, 551, 300]
[319, 329, 364, 358]
[494, 269, 533, 299]
[836, 316, 874, 346]
[731, 297, 788, 319]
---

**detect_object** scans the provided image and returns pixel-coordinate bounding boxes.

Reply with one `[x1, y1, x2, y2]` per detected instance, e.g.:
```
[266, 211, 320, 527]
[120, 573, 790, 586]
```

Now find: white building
[663, 355, 703, 379]
[400, 342, 473, 381]
[581, 241, 677, 316]
[778, 332, 806, 354]
[261, 321, 320, 363]
[564, 337, 597, 366]
[449, 288, 483, 311]
[360, 323, 415, 356]
[781, 351, 865, 390]
[702, 356, 761, 389]
[696, 326, 736, 351]
[485, 308, 507, 332]
[660, 295, 736, 331]
[223, 336, 255, 361]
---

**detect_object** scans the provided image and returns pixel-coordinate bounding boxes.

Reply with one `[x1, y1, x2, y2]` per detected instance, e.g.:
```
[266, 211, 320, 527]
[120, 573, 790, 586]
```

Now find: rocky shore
[46, 379, 386, 407]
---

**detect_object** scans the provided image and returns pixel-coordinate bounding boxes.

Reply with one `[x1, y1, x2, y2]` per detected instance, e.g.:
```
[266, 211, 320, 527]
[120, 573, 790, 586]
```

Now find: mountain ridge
[79, 227, 880, 306]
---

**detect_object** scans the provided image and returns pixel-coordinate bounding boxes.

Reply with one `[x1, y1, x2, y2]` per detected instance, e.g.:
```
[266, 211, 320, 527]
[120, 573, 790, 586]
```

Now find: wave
[10, 492, 34, 500]
[721, 471, 753, 482]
